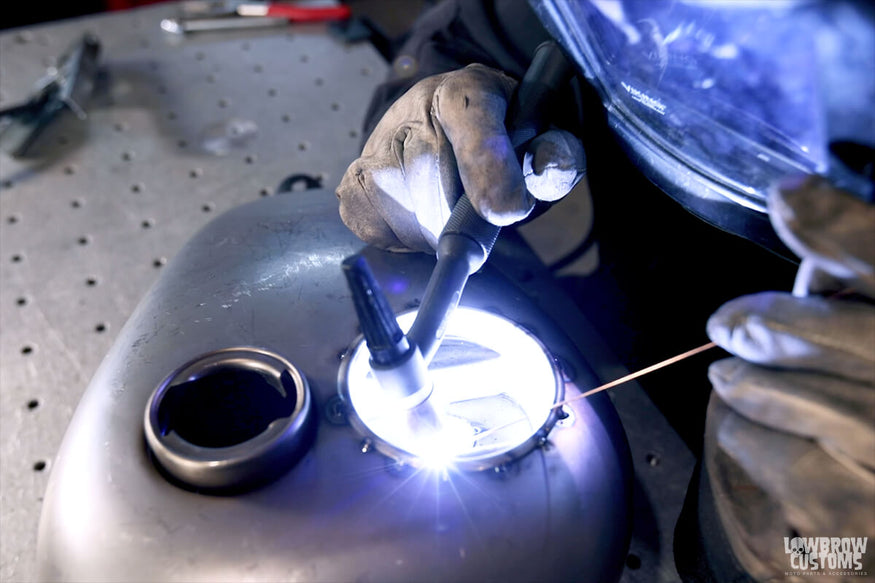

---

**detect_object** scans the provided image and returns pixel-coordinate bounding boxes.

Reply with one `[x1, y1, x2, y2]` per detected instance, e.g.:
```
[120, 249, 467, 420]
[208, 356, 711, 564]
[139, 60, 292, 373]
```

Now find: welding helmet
[530, 0, 875, 251]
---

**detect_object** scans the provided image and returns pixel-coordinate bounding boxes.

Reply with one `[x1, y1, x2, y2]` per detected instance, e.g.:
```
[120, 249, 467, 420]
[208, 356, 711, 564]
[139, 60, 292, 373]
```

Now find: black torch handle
[407, 41, 575, 363]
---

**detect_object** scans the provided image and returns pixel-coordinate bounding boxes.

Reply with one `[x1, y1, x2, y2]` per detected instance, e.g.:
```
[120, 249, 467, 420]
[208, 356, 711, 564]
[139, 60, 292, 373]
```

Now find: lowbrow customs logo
[784, 537, 869, 575]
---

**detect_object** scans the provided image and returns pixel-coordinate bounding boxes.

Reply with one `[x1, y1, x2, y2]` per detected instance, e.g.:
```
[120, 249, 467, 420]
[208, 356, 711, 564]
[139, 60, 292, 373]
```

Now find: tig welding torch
[343, 41, 575, 412]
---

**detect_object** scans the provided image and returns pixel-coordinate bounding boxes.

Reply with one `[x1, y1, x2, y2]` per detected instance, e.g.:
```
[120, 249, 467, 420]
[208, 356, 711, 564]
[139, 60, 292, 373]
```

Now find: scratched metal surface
[0, 6, 386, 581]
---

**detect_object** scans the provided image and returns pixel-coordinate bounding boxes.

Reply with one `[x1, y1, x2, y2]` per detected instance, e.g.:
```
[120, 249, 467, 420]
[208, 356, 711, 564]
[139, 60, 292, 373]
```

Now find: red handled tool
[236, 2, 351, 21]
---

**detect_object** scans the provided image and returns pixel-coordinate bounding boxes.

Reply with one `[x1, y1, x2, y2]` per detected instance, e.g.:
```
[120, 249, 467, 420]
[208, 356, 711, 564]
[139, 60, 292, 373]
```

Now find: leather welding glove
[336, 64, 586, 252]
[704, 176, 875, 581]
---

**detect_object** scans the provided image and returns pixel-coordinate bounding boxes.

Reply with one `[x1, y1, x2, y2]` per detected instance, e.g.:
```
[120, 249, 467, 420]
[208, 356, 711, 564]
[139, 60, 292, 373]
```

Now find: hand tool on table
[161, 15, 287, 33]
[343, 41, 575, 433]
[0, 34, 101, 157]
[236, 2, 350, 20]
[161, 1, 350, 34]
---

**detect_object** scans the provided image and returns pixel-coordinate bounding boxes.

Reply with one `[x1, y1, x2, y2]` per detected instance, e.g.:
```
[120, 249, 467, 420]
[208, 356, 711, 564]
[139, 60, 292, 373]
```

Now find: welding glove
[336, 64, 586, 252]
[704, 176, 875, 581]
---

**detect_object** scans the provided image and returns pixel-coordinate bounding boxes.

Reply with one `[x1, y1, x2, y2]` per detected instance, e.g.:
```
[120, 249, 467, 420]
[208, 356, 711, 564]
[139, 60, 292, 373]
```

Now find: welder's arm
[359, 0, 553, 141]
[336, 64, 585, 252]
[704, 177, 875, 579]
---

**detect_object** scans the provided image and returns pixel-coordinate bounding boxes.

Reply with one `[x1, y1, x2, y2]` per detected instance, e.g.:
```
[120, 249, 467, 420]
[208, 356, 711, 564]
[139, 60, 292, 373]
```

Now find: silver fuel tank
[36, 190, 632, 582]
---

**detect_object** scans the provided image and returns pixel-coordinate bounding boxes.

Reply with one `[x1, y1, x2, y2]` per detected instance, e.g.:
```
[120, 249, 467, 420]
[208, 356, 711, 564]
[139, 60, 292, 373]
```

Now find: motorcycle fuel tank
[36, 190, 632, 582]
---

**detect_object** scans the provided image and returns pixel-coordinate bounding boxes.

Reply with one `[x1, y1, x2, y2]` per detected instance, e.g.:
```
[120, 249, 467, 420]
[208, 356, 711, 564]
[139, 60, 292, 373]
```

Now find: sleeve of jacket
[360, 0, 553, 140]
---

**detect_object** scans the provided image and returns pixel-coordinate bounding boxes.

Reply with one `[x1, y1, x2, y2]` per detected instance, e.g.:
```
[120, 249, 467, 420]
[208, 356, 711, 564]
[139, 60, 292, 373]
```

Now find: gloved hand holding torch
[336, 63, 586, 253]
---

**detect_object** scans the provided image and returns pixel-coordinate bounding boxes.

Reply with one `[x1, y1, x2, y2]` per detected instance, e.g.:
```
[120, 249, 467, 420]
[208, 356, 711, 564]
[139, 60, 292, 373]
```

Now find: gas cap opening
[156, 367, 296, 448]
[145, 347, 313, 492]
